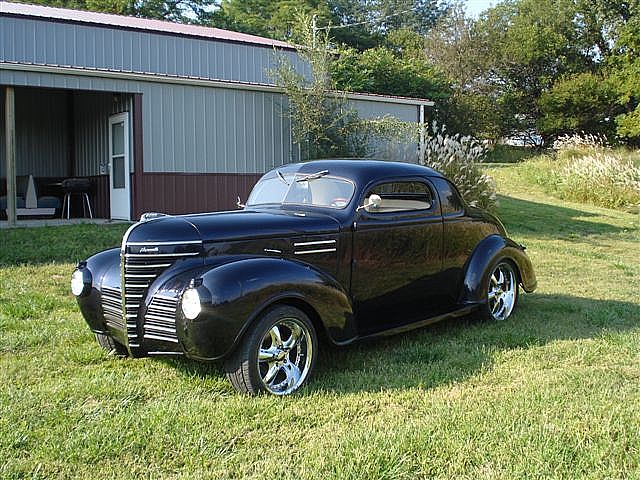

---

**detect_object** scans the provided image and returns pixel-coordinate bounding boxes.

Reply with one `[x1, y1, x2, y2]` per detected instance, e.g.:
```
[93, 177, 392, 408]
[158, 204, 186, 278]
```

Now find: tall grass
[517, 138, 640, 210]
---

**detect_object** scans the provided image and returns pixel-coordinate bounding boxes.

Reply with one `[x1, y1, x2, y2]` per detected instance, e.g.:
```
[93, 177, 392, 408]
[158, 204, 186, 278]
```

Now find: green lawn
[1, 163, 639, 479]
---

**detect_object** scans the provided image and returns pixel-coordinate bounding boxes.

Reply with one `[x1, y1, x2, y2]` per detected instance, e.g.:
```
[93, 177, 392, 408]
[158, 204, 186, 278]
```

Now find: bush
[420, 123, 497, 211]
[485, 144, 539, 163]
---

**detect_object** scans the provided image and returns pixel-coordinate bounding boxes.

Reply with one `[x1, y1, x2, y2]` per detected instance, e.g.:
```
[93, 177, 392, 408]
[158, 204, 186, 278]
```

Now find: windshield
[247, 170, 355, 209]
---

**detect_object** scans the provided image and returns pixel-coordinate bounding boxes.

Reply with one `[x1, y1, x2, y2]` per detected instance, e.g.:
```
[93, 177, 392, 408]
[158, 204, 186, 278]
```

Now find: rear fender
[460, 234, 537, 305]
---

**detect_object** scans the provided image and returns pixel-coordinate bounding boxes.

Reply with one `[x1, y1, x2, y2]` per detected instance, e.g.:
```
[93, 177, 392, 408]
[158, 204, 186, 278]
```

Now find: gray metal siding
[0, 88, 69, 177]
[142, 84, 293, 173]
[350, 98, 418, 123]
[0, 16, 302, 85]
[2, 71, 421, 178]
[0, 68, 145, 93]
[73, 92, 130, 177]
[0, 87, 132, 179]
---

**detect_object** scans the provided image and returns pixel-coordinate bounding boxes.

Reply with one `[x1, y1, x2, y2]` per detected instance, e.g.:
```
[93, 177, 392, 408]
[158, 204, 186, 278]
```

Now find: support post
[5, 86, 17, 227]
[419, 104, 425, 164]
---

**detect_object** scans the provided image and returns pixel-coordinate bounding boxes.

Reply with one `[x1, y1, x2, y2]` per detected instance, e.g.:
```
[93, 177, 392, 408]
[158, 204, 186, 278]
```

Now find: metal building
[0, 2, 433, 224]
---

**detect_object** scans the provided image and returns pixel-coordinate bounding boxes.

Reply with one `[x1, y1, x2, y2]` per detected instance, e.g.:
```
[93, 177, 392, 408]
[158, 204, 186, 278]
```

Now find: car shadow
[496, 195, 628, 239]
[162, 293, 639, 395]
[306, 293, 638, 394]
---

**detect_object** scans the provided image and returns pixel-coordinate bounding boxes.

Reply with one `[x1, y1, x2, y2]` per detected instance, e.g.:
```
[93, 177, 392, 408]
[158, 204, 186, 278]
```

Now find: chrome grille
[121, 240, 201, 347]
[101, 286, 124, 331]
[144, 295, 179, 343]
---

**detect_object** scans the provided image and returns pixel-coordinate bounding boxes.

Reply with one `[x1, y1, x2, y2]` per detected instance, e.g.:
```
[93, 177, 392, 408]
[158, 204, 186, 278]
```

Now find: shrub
[420, 122, 498, 211]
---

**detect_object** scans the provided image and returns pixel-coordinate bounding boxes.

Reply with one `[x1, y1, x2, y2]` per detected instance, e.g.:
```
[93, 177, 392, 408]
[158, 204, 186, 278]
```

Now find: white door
[108, 113, 131, 220]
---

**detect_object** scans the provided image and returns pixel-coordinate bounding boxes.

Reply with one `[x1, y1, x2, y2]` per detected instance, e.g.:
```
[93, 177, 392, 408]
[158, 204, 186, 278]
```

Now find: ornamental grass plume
[552, 132, 609, 151]
[420, 122, 497, 211]
[560, 152, 640, 208]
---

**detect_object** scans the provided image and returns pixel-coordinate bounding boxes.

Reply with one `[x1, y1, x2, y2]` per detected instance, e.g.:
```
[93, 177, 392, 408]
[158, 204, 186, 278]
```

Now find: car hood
[126, 209, 341, 245]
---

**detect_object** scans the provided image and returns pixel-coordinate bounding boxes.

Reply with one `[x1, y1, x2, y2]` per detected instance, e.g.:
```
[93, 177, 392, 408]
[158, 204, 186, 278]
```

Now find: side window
[433, 178, 464, 215]
[364, 181, 433, 213]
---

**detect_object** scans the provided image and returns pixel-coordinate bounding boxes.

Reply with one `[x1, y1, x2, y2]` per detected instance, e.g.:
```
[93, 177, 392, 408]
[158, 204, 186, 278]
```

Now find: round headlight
[71, 269, 86, 296]
[181, 288, 201, 320]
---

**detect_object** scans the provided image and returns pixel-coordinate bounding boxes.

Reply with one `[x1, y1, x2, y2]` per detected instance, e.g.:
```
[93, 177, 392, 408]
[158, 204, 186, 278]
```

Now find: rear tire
[224, 306, 317, 396]
[95, 333, 129, 356]
[479, 259, 519, 321]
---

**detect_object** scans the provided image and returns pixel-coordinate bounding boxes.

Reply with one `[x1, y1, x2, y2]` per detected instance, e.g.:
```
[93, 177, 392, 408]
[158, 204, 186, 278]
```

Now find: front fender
[460, 234, 537, 305]
[168, 257, 355, 361]
[76, 247, 121, 334]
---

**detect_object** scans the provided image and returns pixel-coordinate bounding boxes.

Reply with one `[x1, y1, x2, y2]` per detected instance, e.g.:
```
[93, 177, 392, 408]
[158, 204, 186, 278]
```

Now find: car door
[351, 178, 444, 334]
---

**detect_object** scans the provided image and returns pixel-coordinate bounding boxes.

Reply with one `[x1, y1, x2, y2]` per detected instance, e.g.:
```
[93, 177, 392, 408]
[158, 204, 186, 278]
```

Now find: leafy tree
[328, 0, 450, 49]
[474, 0, 596, 144]
[538, 72, 618, 139]
[423, 2, 485, 88]
[211, 0, 450, 49]
[210, 0, 333, 41]
[25, 0, 217, 22]
[270, 13, 360, 159]
[333, 45, 450, 101]
[271, 13, 424, 160]
[423, 3, 498, 137]
[607, 11, 640, 142]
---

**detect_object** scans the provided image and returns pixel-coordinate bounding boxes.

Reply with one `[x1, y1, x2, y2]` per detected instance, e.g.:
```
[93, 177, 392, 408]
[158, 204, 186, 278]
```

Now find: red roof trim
[0, 1, 295, 50]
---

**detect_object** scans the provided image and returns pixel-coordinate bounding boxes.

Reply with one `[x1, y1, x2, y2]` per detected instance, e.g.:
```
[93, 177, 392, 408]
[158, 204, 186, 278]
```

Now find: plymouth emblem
[139, 246, 159, 253]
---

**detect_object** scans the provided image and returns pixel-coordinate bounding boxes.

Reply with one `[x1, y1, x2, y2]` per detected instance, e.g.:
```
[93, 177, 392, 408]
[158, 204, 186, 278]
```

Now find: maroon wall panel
[89, 175, 110, 219]
[136, 173, 262, 216]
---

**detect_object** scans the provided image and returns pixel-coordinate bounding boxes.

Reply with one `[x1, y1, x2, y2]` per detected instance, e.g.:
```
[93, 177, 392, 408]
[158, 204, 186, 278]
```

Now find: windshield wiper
[295, 170, 329, 182]
[276, 169, 290, 186]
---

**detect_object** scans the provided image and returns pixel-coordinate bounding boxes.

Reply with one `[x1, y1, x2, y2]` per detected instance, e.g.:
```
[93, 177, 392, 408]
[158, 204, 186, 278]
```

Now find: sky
[464, 0, 498, 18]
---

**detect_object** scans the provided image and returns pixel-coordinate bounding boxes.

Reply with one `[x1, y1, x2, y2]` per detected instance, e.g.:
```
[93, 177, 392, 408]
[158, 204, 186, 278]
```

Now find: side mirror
[237, 196, 246, 209]
[357, 194, 382, 212]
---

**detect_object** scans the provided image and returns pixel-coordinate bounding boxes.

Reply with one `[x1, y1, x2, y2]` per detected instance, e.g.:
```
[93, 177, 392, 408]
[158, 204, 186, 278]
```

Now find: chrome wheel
[257, 318, 313, 395]
[487, 262, 517, 321]
[224, 306, 317, 396]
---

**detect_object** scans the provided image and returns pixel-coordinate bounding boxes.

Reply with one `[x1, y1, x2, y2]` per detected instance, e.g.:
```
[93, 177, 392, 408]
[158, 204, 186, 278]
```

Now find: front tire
[224, 306, 317, 396]
[480, 260, 519, 321]
[95, 333, 129, 356]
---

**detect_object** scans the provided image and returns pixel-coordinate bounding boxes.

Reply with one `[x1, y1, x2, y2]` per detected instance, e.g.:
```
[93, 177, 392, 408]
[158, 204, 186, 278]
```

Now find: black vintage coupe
[72, 160, 536, 395]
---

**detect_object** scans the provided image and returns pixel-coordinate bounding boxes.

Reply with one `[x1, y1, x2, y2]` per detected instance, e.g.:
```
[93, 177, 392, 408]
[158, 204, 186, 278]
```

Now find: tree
[328, 0, 450, 49]
[270, 13, 360, 159]
[423, 3, 499, 137]
[538, 72, 618, 139]
[211, 0, 451, 49]
[332, 45, 450, 101]
[271, 13, 422, 160]
[607, 9, 640, 142]
[26, 0, 217, 22]
[474, 0, 597, 144]
[210, 0, 334, 41]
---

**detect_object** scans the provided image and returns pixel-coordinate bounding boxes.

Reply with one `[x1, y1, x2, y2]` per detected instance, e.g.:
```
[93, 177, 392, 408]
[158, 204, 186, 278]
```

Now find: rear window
[364, 181, 433, 213]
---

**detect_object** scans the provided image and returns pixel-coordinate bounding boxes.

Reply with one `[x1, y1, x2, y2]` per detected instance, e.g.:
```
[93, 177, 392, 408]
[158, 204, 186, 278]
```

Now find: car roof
[279, 159, 445, 185]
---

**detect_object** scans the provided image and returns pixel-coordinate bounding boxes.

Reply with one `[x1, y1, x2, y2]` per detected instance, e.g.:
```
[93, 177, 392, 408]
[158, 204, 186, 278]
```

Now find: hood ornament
[139, 212, 168, 222]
